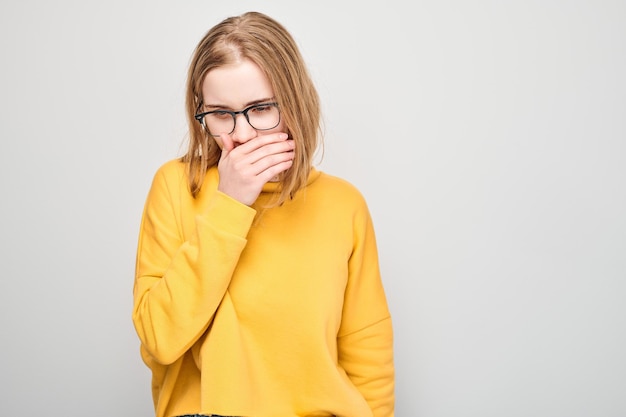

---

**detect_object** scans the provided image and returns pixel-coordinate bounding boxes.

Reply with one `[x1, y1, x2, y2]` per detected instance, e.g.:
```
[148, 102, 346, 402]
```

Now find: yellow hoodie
[133, 159, 394, 417]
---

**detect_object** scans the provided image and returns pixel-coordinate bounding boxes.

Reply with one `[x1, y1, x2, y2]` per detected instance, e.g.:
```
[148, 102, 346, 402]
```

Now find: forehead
[201, 59, 274, 107]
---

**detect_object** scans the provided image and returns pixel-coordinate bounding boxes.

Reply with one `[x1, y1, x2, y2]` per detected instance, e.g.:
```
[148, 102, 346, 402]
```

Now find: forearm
[338, 317, 395, 417]
[133, 185, 255, 364]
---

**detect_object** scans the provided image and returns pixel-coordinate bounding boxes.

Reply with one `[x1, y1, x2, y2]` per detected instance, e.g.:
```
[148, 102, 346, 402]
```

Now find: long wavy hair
[182, 11, 322, 205]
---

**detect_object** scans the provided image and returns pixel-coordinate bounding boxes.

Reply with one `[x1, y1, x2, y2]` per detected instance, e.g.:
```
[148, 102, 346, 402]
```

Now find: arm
[338, 201, 395, 417]
[132, 164, 256, 365]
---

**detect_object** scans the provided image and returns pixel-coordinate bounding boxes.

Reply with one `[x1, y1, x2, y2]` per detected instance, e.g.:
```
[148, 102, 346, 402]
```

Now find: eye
[210, 110, 232, 120]
[249, 104, 273, 114]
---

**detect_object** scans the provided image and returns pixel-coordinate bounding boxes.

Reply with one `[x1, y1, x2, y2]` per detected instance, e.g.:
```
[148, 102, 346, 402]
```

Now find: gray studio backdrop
[1, 1, 625, 416]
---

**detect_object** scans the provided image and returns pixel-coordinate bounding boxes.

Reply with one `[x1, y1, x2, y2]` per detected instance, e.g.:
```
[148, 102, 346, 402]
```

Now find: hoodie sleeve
[337, 196, 395, 417]
[132, 163, 256, 365]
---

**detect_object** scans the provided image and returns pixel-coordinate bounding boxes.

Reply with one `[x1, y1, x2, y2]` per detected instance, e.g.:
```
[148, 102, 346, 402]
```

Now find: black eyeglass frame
[194, 102, 281, 136]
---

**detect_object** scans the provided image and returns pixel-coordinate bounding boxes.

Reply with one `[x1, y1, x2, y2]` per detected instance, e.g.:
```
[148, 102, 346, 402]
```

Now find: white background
[1, 1, 625, 416]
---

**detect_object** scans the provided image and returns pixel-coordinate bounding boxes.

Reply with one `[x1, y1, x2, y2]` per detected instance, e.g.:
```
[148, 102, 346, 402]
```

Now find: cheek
[275, 119, 287, 134]
[212, 136, 225, 149]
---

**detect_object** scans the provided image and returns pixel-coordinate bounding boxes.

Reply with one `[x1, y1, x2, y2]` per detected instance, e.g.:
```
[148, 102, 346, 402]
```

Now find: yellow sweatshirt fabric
[133, 159, 394, 417]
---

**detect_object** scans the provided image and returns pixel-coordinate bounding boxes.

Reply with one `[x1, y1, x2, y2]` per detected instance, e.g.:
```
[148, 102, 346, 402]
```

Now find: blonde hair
[182, 11, 321, 205]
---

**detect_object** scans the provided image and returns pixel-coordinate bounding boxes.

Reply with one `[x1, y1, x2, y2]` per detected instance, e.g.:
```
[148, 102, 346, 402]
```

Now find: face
[201, 59, 285, 148]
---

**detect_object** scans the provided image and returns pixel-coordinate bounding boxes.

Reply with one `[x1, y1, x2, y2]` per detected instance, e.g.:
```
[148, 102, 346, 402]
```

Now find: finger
[236, 132, 289, 154]
[220, 133, 234, 152]
[249, 148, 295, 177]
[257, 159, 294, 183]
[246, 140, 295, 165]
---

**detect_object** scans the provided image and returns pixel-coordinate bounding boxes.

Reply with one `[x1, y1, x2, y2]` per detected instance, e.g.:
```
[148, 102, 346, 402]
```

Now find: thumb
[219, 133, 234, 157]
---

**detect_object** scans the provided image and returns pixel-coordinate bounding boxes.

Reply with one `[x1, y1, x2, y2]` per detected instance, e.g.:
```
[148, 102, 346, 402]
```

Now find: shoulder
[153, 158, 187, 180]
[146, 159, 189, 198]
[148, 159, 221, 202]
[313, 170, 364, 195]
[309, 169, 369, 208]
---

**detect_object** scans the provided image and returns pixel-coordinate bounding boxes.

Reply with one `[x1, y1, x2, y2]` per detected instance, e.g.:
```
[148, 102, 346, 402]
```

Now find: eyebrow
[203, 97, 275, 111]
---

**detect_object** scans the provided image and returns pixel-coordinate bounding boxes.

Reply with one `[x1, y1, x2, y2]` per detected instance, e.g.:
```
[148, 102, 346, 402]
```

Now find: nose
[231, 113, 257, 144]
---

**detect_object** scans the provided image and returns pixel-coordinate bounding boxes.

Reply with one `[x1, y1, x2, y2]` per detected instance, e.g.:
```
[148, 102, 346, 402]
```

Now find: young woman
[132, 11, 395, 417]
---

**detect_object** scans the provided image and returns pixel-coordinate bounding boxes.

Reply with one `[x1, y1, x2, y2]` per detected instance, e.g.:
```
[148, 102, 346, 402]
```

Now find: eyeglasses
[194, 102, 281, 137]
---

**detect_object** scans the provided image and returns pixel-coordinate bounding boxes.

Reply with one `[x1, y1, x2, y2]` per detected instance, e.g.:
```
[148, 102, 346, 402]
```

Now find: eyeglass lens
[204, 103, 279, 135]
